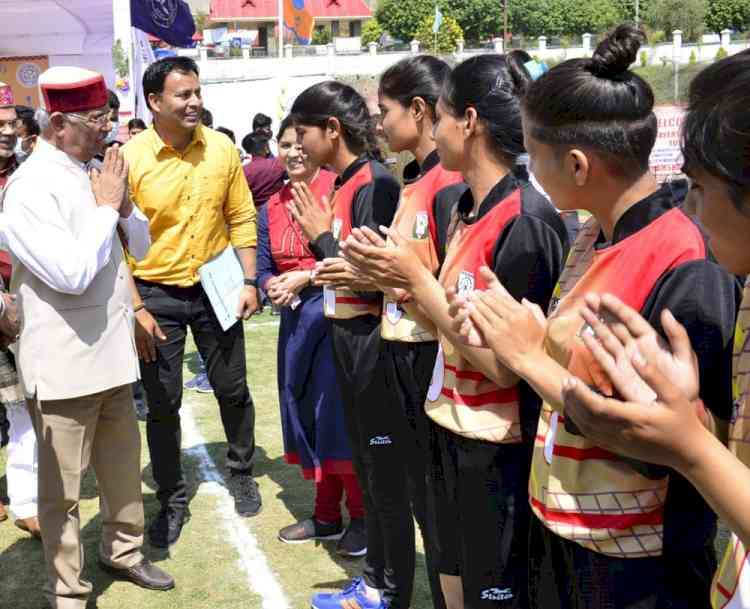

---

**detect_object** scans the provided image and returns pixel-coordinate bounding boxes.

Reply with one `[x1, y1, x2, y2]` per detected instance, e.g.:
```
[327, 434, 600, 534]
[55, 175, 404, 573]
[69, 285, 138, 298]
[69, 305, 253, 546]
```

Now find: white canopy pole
[277, 0, 283, 57]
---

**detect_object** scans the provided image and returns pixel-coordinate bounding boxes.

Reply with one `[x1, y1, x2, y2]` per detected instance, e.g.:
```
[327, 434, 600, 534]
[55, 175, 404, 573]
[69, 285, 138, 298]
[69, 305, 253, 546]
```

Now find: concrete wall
[193, 33, 748, 144]
[192, 36, 749, 84]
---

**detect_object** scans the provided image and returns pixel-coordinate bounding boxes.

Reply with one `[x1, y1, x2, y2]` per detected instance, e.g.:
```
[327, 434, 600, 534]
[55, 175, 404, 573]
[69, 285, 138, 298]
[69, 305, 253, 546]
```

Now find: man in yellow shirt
[123, 57, 261, 548]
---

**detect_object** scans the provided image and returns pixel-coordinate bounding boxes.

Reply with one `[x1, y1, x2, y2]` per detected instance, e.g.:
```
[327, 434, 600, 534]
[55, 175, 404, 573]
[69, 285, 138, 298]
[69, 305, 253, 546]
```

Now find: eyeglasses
[66, 112, 111, 127]
[0, 119, 21, 132]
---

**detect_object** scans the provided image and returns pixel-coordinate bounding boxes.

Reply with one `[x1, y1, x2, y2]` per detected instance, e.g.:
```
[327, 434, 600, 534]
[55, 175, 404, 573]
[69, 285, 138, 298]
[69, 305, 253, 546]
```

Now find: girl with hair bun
[288, 81, 401, 609]
[343, 51, 570, 609]
[447, 24, 739, 608]
[536, 49, 750, 609]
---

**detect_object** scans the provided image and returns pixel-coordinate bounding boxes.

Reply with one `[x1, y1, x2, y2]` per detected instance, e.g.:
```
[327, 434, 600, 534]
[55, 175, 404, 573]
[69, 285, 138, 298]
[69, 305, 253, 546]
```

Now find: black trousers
[528, 517, 716, 609]
[431, 428, 532, 609]
[137, 280, 256, 509]
[358, 340, 446, 609]
[0, 404, 7, 447]
[330, 317, 387, 592]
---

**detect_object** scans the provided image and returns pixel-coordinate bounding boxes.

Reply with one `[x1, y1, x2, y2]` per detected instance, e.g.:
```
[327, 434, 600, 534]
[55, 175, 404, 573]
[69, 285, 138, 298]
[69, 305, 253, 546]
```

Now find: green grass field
[0, 312, 731, 608]
[0, 312, 433, 609]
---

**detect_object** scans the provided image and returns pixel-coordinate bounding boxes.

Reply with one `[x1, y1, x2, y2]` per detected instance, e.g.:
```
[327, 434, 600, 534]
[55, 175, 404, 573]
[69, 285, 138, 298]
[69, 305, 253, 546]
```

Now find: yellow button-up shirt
[123, 125, 256, 286]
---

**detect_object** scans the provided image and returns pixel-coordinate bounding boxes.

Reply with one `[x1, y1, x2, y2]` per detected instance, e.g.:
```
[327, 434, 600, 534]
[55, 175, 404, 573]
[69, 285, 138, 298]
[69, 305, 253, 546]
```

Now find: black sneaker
[148, 506, 190, 548]
[336, 518, 367, 557]
[278, 518, 344, 544]
[227, 472, 262, 517]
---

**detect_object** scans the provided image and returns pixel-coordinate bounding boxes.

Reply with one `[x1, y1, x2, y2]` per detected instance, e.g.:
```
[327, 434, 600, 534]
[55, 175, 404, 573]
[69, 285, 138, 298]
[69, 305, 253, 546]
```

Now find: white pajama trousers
[5, 401, 38, 519]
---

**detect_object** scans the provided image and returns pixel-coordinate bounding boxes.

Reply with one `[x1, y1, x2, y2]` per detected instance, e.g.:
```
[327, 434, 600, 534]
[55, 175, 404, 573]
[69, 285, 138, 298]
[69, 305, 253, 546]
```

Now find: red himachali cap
[38, 67, 108, 114]
[0, 81, 13, 107]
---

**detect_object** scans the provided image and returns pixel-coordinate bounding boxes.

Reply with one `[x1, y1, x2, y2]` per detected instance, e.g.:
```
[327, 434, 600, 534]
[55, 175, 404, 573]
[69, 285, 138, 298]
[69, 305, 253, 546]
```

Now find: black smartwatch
[244, 277, 258, 287]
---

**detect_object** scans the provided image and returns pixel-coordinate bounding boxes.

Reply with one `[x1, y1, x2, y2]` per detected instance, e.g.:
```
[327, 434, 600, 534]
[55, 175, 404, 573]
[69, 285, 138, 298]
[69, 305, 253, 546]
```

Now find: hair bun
[506, 50, 533, 95]
[589, 23, 645, 78]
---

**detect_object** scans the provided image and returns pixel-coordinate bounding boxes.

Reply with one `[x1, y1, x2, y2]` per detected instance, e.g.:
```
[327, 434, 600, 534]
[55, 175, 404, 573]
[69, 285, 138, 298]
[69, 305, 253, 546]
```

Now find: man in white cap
[0, 80, 39, 537]
[1, 66, 174, 608]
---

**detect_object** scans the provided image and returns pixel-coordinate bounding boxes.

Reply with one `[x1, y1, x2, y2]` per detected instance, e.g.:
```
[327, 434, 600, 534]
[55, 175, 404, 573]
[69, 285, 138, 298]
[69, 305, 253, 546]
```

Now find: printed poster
[0, 56, 49, 107]
[649, 105, 686, 182]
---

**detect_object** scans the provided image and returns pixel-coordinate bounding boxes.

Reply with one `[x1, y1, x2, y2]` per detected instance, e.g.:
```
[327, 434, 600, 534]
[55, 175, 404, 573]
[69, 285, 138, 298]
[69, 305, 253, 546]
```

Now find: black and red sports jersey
[530, 184, 739, 559]
[309, 156, 400, 320]
[381, 151, 463, 342]
[426, 173, 569, 443]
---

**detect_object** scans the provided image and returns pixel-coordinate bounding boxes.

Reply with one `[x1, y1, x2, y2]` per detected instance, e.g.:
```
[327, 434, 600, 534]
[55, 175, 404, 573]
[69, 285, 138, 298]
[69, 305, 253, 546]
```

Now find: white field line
[246, 320, 281, 329]
[181, 395, 290, 609]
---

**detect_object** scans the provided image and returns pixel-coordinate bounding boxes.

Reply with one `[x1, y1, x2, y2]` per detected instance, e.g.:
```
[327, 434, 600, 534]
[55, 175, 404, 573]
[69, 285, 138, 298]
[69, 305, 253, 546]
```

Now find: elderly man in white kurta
[1, 67, 174, 609]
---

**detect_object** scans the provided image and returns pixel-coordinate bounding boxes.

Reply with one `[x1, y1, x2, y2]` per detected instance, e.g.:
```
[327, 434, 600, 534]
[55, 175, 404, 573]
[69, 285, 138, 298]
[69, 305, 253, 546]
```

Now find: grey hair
[34, 108, 51, 132]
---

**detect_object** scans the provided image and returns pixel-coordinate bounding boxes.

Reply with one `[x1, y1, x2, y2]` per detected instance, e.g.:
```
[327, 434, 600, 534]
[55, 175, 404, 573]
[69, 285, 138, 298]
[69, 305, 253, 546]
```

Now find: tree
[564, 0, 622, 35]
[644, 0, 707, 41]
[509, 0, 567, 37]
[193, 10, 208, 32]
[312, 27, 332, 45]
[375, 0, 501, 44]
[510, 0, 620, 37]
[414, 13, 464, 53]
[361, 19, 384, 46]
[706, 0, 750, 32]
[447, 0, 503, 42]
[613, 0, 654, 21]
[375, 0, 437, 43]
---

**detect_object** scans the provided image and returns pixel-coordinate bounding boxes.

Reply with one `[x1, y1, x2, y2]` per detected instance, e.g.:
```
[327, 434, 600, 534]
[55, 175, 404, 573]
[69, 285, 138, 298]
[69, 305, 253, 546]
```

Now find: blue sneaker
[194, 372, 213, 394]
[184, 371, 212, 393]
[184, 372, 202, 390]
[311, 577, 385, 609]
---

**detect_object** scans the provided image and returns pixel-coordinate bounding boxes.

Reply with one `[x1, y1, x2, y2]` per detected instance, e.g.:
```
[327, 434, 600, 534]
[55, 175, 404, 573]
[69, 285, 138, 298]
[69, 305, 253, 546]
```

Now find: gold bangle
[133, 303, 146, 313]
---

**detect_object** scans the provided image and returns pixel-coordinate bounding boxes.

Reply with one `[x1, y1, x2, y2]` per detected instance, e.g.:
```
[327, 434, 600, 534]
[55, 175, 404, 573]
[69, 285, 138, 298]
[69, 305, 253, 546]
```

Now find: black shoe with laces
[336, 518, 367, 557]
[148, 506, 190, 548]
[227, 472, 262, 517]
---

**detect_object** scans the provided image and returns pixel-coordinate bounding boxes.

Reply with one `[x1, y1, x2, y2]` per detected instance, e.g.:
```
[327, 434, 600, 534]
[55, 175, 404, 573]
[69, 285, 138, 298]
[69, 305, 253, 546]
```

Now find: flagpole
[278, 0, 284, 57]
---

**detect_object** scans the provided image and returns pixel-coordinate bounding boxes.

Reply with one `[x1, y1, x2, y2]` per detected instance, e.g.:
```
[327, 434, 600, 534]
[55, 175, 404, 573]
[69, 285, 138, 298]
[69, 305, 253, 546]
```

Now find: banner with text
[649, 105, 686, 182]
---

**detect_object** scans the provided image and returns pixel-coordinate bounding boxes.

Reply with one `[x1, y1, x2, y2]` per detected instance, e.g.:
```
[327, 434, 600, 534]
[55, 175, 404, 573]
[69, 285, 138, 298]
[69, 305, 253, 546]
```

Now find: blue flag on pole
[432, 5, 443, 34]
[131, 0, 196, 48]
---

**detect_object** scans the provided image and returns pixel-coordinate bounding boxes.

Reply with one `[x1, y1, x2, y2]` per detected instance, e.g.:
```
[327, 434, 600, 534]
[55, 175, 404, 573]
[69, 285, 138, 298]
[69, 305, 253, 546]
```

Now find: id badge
[323, 286, 336, 316]
[385, 301, 402, 324]
[544, 411, 559, 465]
[427, 346, 445, 402]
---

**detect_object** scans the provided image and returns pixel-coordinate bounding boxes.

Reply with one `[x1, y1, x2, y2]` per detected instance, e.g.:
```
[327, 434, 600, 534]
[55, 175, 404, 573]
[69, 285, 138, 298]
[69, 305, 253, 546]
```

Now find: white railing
[187, 30, 748, 83]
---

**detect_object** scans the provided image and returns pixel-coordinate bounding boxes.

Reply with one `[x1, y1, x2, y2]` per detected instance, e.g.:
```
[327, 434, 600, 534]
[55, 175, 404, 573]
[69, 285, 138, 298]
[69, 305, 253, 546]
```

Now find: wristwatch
[244, 277, 258, 287]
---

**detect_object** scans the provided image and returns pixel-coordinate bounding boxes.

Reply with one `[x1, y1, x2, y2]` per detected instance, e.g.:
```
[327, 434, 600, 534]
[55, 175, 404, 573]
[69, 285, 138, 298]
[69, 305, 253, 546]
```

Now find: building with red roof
[208, 0, 372, 48]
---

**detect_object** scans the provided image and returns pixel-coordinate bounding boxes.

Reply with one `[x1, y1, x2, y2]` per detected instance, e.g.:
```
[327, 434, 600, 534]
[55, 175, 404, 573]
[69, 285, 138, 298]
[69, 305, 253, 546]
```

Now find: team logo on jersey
[456, 271, 475, 296]
[412, 211, 429, 240]
[480, 587, 514, 601]
[332, 218, 343, 240]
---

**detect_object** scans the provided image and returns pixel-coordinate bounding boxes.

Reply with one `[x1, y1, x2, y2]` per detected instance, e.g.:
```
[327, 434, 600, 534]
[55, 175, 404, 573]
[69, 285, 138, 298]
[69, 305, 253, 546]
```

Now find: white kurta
[3, 138, 150, 400]
[0, 140, 150, 293]
[0, 140, 151, 517]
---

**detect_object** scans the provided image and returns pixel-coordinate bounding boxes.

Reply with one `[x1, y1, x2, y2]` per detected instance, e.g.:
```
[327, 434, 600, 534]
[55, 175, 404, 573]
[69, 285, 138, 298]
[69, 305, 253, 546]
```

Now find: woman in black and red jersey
[539, 50, 750, 609]
[287, 82, 401, 609]
[343, 53, 570, 609]
[349, 55, 463, 609]
[447, 25, 740, 609]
